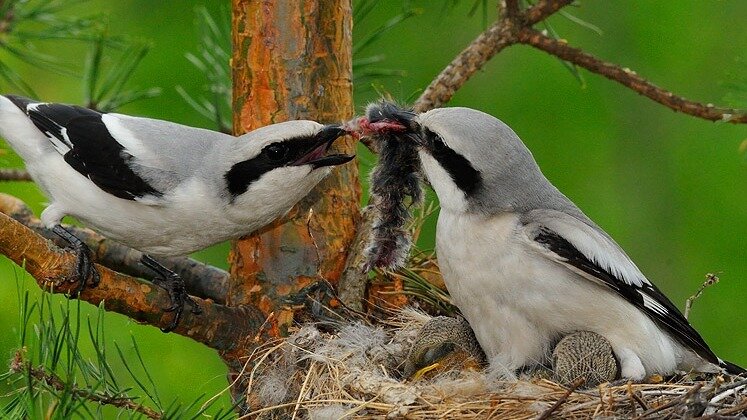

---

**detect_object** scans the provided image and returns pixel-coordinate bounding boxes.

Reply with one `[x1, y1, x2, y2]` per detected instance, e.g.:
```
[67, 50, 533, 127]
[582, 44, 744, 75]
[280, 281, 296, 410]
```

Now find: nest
[240, 309, 746, 419]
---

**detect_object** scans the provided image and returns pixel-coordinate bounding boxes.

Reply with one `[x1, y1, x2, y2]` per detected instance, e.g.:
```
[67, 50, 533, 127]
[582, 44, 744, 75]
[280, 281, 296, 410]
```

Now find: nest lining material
[242, 309, 746, 419]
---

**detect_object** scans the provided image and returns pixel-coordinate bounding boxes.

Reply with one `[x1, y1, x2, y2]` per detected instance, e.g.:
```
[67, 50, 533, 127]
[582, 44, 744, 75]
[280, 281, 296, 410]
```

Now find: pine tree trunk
[226, 0, 359, 406]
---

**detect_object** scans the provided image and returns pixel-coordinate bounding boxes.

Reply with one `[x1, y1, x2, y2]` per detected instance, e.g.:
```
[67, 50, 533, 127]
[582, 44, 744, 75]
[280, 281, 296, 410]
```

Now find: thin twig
[0, 168, 31, 181]
[634, 383, 703, 419]
[414, 18, 517, 112]
[684, 273, 720, 320]
[628, 385, 649, 412]
[10, 353, 162, 419]
[414, 0, 577, 112]
[516, 28, 747, 124]
[523, 0, 575, 26]
[502, 0, 521, 20]
[537, 377, 585, 420]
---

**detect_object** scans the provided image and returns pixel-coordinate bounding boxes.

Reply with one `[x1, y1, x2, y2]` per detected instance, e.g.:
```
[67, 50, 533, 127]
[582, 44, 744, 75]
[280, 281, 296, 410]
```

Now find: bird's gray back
[108, 114, 234, 193]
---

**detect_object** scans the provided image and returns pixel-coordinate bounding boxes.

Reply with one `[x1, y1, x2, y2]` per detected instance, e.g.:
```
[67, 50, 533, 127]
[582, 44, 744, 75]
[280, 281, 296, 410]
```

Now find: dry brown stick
[414, 19, 517, 112]
[516, 27, 747, 124]
[537, 377, 585, 420]
[523, 0, 576, 26]
[634, 383, 704, 419]
[0, 209, 264, 351]
[628, 385, 649, 412]
[0, 193, 229, 303]
[10, 352, 162, 419]
[0, 168, 31, 181]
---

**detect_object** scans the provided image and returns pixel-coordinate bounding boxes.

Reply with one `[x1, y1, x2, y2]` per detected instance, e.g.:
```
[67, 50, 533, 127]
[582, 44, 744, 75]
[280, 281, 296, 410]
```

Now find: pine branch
[0, 168, 31, 181]
[523, 0, 575, 26]
[10, 351, 162, 419]
[414, 0, 747, 125]
[0, 193, 228, 303]
[413, 18, 516, 112]
[0, 196, 266, 351]
[516, 27, 747, 123]
[414, 0, 576, 111]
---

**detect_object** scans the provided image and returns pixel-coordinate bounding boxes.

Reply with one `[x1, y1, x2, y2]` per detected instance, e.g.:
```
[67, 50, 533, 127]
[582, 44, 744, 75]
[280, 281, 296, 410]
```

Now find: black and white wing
[6, 95, 213, 203]
[521, 208, 723, 368]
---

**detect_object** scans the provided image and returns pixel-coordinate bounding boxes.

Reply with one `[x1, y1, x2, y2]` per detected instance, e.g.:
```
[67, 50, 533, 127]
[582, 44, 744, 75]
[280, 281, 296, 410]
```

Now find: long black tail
[720, 359, 747, 376]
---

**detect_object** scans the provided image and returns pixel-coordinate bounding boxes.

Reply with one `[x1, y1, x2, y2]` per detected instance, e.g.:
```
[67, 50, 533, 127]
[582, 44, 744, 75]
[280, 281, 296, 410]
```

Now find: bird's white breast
[435, 209, 688, 377]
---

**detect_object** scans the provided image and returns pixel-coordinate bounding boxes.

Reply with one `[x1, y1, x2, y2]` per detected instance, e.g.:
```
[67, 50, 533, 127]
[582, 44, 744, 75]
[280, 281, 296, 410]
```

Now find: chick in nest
[405, 317, 619, 387]
[403, 316, 487, 380]
[552, 330, 619, 387]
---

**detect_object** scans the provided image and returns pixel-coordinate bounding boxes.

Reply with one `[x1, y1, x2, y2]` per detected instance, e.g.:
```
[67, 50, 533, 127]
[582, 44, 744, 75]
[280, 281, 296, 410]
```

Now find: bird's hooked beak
[291, 125, 355, 168]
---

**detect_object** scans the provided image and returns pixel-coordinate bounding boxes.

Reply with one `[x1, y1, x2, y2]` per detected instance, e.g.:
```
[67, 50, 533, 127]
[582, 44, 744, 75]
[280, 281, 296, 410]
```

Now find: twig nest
[552, 330, 619, 387]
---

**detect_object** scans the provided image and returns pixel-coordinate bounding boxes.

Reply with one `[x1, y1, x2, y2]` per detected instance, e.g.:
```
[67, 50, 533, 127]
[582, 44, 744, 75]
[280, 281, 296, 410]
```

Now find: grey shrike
[0, 94, 353, 331]
[356, 102, 744, 380]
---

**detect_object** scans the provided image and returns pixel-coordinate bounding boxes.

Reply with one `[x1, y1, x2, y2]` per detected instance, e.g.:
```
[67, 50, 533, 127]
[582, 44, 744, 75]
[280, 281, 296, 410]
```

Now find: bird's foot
[140, 255, 201, 333]
[52, 225, 100, 296]
[282, 280, 348, 326]
[159, 273, 201, 332]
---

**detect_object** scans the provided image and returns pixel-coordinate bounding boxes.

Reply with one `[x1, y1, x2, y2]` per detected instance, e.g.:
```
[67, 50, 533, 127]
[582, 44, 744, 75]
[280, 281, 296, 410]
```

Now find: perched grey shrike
[0, 94, 353, 331]
[358, 102, 744, 380]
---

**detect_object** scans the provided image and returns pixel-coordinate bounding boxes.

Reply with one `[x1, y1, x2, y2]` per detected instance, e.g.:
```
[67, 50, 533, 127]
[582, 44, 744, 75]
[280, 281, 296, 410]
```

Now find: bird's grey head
[223, 120, 353, 222]
[365, 104, 552, 214]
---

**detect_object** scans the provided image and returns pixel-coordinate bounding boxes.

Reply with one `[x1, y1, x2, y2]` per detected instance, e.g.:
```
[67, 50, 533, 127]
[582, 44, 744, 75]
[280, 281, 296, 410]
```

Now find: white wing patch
[641, 292, 669, 316]
[101, 114, 147, 159]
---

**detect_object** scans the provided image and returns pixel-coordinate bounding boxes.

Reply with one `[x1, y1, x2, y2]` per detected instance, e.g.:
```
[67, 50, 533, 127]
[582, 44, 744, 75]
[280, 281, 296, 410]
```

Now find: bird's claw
[53, 224, 100, 297]
[139, 255, 201, 333]
[282, 280, 346, 325]
[158, 274, 201, 333]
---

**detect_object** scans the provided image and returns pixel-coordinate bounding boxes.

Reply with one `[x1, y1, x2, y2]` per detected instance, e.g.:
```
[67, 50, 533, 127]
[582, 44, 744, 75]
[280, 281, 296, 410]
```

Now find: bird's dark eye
[422, 342, 456, 366]
[265, 143, 288, 161]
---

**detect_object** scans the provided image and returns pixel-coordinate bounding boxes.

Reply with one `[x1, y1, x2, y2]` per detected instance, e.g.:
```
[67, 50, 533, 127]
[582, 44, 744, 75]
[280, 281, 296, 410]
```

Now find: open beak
[292, 125, 355, 168]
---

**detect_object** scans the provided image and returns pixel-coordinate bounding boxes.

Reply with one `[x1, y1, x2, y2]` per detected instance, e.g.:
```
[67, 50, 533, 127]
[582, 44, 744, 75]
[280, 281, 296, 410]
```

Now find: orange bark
[229, 0, 359, 337]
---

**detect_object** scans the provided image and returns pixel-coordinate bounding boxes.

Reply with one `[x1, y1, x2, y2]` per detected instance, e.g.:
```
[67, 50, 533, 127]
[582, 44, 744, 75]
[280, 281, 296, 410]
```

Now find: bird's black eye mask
[422, 128, 482, 196]
[225, 125, 352, 198]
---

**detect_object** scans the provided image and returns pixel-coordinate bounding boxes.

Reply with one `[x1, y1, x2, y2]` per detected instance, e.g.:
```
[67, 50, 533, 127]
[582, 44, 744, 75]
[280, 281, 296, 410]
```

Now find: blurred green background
[1, 0, 745, 416]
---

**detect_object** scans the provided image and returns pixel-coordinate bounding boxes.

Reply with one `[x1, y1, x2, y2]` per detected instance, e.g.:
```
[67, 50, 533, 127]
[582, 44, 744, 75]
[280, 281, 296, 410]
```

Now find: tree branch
[0, 208, 264, 351]
[516, 27, 747, 124]
[414, 0, 575, 112]
[10, 352, 162, 419]
[501, 0, 521, 20]
[0, 193, 228, 303]
[414, 20, 517, 112]
[523, 0, 575, 26]
[0, 168, 31, 181]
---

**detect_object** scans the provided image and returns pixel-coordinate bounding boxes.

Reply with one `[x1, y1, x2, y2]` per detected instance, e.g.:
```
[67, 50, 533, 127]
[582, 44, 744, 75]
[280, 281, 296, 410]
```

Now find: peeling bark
[228, 1, 358, 411]
[230, 0, 359, 337]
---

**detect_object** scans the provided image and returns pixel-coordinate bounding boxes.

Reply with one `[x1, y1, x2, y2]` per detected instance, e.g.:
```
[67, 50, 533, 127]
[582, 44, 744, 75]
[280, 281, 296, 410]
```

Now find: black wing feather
[534, 227, 721, 367]
[14, 97, 162, 201]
